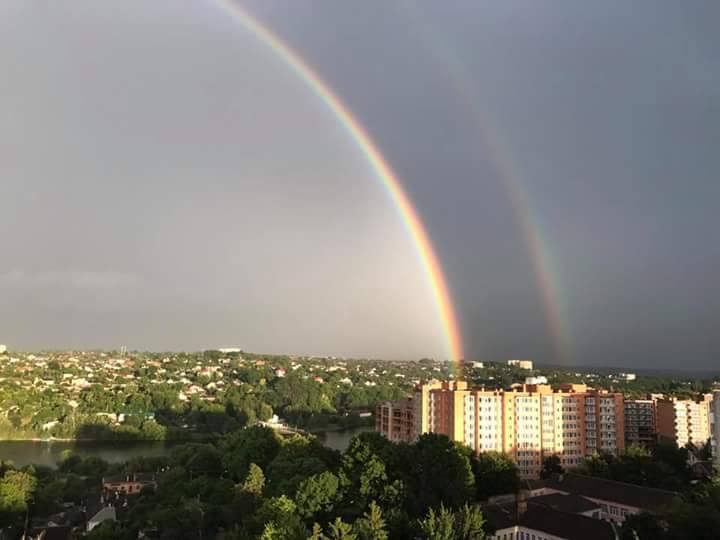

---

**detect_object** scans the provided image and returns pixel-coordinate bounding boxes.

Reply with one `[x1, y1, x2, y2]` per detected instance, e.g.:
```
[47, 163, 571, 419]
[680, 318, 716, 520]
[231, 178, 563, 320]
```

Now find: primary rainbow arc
[215, 1, 464, 363]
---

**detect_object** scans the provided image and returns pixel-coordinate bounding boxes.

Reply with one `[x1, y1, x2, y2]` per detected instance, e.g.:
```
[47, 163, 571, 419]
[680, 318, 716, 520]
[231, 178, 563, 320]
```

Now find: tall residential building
[656, 395, 713, 448]
[376, 381, 625, 479]
[624, 399, 657, 447]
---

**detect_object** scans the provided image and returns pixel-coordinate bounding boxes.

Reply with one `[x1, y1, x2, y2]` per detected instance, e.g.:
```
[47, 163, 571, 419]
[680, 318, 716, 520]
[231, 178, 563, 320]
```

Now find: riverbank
[0, 426, 374, 468]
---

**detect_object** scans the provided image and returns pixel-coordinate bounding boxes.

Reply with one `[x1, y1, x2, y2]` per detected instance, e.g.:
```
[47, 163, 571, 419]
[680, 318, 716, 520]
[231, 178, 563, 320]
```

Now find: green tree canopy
[472, 451, 519, 501]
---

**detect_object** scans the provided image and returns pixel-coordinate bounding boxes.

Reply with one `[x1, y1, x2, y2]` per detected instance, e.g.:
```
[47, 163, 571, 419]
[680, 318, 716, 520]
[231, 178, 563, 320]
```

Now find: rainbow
[402, 5, 572, 364]
[214, 1, 464, 364]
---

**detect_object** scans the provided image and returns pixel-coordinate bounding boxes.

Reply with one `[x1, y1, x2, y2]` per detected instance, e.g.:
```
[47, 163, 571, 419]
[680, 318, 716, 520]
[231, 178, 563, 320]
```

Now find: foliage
[327, 517, 357, 540]
[0, 469, 37, 523]
[416, 504, 486, 540]
[296, 472, 340, 520]
[417, 504, 456, 540]
[471, 451, 519, 501]
[574, 442, 692, 491]
[454, 504, 486, 540]
[540, 455, 563, 479]
[222, 426, 282, 481]
[242, 463, 266, 496]
[353, 501, 388, 540]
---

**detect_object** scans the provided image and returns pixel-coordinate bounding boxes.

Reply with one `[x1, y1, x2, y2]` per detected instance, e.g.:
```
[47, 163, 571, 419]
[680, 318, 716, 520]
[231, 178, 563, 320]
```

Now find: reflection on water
[0, 426, 374, 468]
[0, 440, 176, 468]
[311, 426, 374, 452]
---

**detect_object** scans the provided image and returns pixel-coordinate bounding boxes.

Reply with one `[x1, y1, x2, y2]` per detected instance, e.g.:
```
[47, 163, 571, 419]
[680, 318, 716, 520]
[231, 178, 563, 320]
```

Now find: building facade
[711, 390, 720, 465]
[656, 395, 712, 448]
[624, 399, 657, 447]
[376, 398, 415, 443]
[377, 381, 625, 479]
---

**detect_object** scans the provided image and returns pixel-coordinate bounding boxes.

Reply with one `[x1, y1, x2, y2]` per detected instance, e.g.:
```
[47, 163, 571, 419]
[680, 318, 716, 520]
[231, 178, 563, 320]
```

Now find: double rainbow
[215, 1, 464, 364]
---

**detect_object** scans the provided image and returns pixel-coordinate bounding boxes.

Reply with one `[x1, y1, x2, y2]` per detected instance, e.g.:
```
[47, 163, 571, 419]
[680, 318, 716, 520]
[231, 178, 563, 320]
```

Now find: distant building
[656, 395, 713, 447]
[525, 376, 548, 385]
[508, 359, 534, 370]
[102, 473, 157, 496]
[217, 348, 241, 354]
[620, 373, 636, 381]
[470, 361, 484, 369]
[0, 344, 6, 354]
[624, 399, 657, 447]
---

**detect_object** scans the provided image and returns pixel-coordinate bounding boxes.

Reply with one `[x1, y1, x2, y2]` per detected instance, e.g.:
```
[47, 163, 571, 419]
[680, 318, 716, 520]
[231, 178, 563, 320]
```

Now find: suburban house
[102, 473, 157, 496]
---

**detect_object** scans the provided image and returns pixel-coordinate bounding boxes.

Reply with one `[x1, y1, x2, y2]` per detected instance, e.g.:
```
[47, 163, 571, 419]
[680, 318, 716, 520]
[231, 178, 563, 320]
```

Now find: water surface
[0, 426, 374, 468]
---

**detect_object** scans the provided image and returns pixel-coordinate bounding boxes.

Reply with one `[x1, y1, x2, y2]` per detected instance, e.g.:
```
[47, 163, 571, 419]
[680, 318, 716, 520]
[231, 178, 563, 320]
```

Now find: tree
[409, 435, 475, 515]
[471, 451, 518, 502]
[354, 501, 388, 540]
[221, 426, 281, 481]
[454, 504, 486, 540]
[0, 469, 37, 520]
[242, 463, 265, 496]
[254, 495, 306, 539]
[308, 523, 328, 540]
[295, 472, 340, 520]
[417, 505, 456, 540]
[339, 438, 388, 516]
[265, 436, 336, 497]
[540, 455, 563, 479]
[327, 518, 356, 540]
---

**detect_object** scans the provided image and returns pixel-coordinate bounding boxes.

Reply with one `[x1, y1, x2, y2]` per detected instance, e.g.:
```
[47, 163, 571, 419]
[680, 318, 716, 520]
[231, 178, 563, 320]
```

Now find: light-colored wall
[489, 526, 567, 540]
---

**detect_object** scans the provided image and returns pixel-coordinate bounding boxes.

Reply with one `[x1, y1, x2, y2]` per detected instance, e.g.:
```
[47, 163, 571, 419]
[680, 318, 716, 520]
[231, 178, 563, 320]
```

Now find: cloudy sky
[1, 1, 719, 369]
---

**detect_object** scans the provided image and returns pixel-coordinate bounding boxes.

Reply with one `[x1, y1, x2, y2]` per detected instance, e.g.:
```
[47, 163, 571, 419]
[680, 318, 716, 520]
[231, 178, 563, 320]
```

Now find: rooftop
[530, 492, 601, 514]
[542, 473, 678, 512]
[484, 502, 615, 540]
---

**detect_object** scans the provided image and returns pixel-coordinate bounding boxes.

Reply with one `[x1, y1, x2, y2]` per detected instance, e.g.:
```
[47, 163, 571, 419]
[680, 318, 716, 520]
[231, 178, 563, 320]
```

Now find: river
[0, 426, 374, 468]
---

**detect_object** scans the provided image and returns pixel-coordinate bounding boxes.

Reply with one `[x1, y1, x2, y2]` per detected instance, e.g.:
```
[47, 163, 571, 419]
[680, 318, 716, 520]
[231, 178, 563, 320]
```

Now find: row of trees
[4, 426, 720, 539]
[1, 427, 502, 539]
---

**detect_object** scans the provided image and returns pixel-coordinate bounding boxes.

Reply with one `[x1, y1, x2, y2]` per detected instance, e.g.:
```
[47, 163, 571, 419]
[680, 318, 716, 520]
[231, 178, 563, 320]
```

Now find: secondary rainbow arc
[215, 1, 464, 363]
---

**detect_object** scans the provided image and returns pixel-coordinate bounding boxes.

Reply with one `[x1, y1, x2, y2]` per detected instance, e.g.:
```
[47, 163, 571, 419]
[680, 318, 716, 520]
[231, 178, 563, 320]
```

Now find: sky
[1, 1, 719, 370]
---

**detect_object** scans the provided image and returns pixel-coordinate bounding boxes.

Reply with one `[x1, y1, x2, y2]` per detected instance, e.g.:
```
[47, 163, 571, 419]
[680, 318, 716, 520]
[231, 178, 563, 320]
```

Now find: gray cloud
[2, 0, 719, 369]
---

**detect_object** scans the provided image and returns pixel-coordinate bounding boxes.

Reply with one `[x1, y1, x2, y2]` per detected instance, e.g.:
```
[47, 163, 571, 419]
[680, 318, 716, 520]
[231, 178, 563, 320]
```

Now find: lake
[0, 426, 374, 468]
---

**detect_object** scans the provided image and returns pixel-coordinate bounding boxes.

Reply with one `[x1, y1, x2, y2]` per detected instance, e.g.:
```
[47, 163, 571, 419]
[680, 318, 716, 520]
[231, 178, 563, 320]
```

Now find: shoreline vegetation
[0, 418, 374, 443]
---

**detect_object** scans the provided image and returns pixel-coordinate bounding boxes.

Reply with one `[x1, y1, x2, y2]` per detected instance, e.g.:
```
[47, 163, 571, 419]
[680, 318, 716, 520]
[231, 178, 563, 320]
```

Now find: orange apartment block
[376, 381, 625, 479]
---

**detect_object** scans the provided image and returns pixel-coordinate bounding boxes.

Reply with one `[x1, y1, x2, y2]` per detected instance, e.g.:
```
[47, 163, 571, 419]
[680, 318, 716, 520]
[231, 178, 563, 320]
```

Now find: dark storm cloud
[2, 0, 719, 369]
[244, 0, 720, 370]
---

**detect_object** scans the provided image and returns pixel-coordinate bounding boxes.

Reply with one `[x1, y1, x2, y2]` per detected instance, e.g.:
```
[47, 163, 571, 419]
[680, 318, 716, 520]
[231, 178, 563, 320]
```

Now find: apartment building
[376, 398, 415, 443]
[656, 395, 712, 448]
[712, 391, 720, 466]
[624, 399, 657, 447]
[376, 381, 625, 479]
